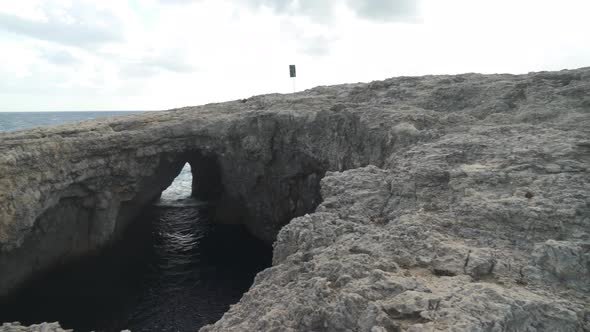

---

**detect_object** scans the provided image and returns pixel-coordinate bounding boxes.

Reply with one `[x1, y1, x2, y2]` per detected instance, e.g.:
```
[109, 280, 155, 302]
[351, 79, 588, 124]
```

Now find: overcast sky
[1, 0, 589, 111]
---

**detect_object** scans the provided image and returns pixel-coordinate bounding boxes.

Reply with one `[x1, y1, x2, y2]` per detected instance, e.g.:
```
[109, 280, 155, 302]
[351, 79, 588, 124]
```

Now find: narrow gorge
[1, 68, 589, 331]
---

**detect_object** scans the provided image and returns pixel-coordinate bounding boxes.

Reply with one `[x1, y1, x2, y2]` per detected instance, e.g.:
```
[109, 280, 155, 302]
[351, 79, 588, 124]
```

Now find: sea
[0, 112, 272, 332]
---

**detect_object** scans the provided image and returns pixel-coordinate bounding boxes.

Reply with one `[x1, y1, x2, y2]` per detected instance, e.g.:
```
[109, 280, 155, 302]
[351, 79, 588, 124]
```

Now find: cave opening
[0, 153, 273, 332]
[158, 162, 197, 205]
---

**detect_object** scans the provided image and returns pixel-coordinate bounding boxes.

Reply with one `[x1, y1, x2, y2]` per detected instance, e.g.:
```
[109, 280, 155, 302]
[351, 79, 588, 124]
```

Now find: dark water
[0, 204, 272, 332]
[0, 112, 273, 331]
[0, 111, 144, 132]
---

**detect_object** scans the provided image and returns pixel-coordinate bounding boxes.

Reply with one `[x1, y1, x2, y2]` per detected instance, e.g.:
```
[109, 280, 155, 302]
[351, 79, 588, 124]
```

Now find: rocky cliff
[1, 68, 589, 331]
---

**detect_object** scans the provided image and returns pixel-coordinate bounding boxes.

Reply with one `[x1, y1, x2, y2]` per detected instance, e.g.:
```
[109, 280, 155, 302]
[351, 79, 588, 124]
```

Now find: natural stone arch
[0, 149, 229, 297]
[1, 67, 589, 331]
[0, 107, 375, 297]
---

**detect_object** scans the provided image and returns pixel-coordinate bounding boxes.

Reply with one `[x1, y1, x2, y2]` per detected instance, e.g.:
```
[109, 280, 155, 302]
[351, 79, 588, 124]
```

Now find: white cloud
[0, 1, 123, 47]
[215, 0, 420, 23]
[0, 0, 589, 111]
[346, 0, 419, 22]
[39, 48, 80, 65]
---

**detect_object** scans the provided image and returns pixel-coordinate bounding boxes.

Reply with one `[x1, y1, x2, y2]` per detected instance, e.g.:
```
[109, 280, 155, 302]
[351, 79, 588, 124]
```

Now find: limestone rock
[1, 67, 589, 331]
[0, 322, 70, 332]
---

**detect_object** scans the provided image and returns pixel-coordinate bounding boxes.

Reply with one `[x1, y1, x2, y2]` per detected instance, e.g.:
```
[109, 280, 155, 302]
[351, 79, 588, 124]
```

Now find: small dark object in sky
[525, 191, 534, 199]
[289, 65, 296, 78]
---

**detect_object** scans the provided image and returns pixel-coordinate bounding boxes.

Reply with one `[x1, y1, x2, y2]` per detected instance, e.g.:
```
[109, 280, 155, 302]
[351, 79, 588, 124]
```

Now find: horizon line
[0, 110, 154, 113]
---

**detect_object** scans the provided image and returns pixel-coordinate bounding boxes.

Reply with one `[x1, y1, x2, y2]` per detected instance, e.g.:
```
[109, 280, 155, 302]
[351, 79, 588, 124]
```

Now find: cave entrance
[0, 152, 272, 332]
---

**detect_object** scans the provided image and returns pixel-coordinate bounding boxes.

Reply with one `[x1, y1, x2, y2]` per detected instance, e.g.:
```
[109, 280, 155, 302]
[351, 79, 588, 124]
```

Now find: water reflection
[0, 203, 272, 332]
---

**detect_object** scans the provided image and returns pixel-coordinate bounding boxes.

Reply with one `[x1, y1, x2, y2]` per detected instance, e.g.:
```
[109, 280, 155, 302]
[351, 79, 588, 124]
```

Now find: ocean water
[0, 111, 144, 132]
[0, 112, 272, 332]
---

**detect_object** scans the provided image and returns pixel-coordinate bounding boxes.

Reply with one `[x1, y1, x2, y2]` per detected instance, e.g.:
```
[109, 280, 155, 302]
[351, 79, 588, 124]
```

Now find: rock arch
[0, 107, 382, 297]
[2, 68, 588, 331]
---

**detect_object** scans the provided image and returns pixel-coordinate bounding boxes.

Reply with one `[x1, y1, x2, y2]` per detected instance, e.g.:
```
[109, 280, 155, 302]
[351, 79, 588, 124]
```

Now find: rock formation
[1, 67, 589, 331]
[0, 322, 69, 332]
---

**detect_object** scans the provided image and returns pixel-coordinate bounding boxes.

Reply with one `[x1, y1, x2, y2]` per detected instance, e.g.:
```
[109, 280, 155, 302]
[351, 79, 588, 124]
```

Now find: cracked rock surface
[202, 68, 590, 331]
[0, 322, 70, 332]
[1, 67, 589, 331]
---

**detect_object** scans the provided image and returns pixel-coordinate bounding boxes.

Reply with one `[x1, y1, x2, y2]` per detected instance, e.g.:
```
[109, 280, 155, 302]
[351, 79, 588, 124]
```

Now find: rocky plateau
[0, 67, 589, 331]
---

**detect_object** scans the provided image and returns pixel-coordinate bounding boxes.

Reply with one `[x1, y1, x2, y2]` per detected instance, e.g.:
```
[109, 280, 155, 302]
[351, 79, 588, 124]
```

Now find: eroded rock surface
[0, 322, 70, 332]
[201, 69, 590, 331]
[1, 68, 589, 331]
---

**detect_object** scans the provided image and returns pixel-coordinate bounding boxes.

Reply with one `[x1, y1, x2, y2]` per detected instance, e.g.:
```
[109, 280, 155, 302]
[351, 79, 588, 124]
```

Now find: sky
[0, 0, 589, 112]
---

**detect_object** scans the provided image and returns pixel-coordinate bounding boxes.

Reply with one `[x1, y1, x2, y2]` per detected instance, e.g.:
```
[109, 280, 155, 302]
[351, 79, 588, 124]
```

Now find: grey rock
[0, 322, 71, 332]
[1, 67, 589, 331]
